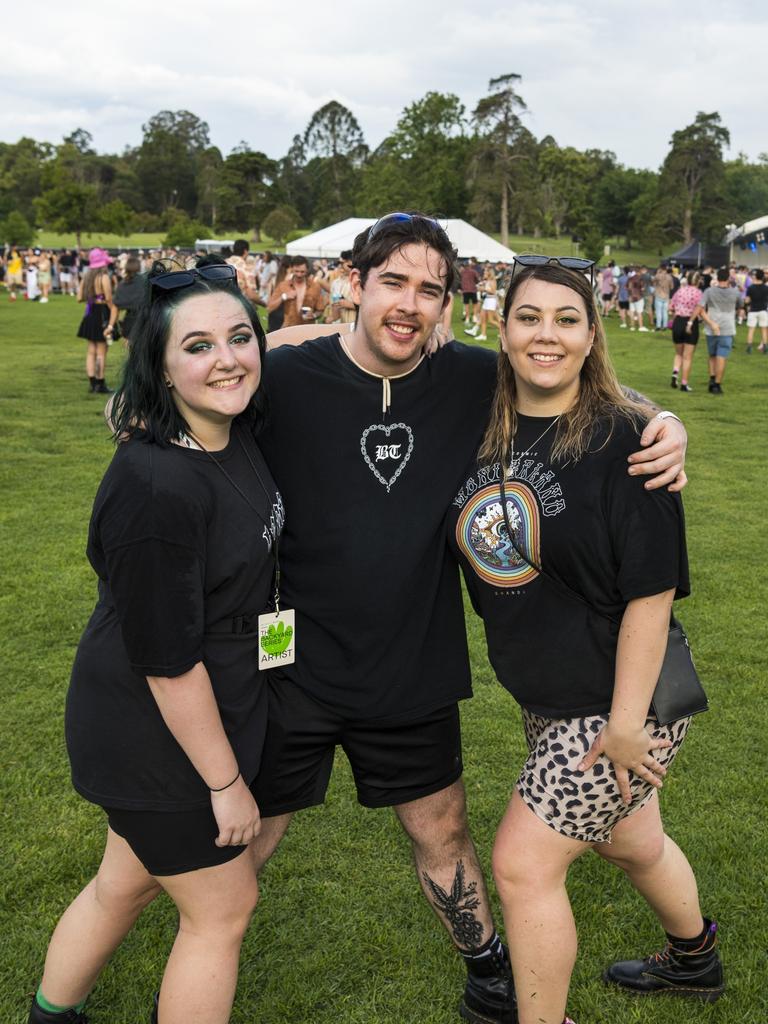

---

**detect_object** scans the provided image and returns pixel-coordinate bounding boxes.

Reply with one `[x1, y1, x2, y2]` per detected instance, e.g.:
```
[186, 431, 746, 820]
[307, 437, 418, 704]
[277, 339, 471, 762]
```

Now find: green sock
[36, 986, 87, 1014]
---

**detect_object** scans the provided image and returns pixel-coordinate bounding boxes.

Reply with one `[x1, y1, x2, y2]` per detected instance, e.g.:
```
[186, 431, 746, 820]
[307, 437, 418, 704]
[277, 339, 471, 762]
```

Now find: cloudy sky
[3, 0, 766, 170]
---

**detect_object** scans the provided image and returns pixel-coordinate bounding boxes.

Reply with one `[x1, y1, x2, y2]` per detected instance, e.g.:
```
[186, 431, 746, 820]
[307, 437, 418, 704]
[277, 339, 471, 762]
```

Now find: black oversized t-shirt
[447, 414, 689, 717]
[66, 425, 282, 810]
[259, 336, 497, 721]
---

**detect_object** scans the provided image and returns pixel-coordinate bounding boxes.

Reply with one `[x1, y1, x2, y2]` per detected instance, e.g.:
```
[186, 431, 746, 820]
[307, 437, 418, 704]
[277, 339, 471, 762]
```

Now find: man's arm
[266, 321, 351, 349]
[620, 387, 688, 493]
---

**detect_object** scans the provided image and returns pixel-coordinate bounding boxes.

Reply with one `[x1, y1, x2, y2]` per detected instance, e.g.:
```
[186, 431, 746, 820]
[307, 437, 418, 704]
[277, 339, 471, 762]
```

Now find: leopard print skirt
[516, 710, 691, 843]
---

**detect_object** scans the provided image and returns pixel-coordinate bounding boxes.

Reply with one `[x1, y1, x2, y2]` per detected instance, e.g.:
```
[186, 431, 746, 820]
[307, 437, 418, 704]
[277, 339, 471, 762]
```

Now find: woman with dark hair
[29, 258, 282, 1024]
[76, 248, 118, 393]
[113, 255, 144, 344]
[448, 258, 722, 1024]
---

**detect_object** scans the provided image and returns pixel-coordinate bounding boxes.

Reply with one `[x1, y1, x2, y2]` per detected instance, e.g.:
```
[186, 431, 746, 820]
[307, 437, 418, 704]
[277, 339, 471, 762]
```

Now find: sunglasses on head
[368, 212, 445, 239]
[149, 262, 238, 293]
[511, 254, 596, 286]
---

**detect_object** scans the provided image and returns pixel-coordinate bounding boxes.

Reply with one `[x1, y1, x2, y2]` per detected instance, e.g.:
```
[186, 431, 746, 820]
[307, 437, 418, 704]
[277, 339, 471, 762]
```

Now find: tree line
[2, 74, 766, 259]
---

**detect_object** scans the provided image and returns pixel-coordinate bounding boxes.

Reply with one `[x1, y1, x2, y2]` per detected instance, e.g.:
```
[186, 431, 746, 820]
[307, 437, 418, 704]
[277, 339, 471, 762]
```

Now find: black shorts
[105, 796, 260, 876]
[252, 678, 464, 815]
[462, 291, 478, 303]
[671, 315, 699, 345]
[618, 300, 630, 310]
[601, 292, 613, 301]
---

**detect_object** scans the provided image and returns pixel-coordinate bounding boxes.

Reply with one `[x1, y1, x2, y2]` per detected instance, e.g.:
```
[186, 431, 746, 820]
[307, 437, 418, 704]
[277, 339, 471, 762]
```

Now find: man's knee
[396, 781, 470, 853]
[250, 812, 292, 875]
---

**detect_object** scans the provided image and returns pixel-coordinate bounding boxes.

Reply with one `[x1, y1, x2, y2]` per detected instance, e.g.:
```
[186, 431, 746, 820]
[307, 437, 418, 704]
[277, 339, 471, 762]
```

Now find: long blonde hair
[478, 264, 649, 466]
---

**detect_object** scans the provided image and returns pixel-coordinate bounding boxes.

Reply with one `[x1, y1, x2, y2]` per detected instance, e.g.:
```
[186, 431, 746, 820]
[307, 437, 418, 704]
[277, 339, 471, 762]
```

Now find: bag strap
[498, 473, 675, 630]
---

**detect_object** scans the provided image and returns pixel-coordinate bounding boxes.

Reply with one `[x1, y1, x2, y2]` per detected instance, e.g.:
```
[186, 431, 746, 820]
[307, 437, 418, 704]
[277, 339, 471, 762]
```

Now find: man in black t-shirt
[253, 216, 689, 1024]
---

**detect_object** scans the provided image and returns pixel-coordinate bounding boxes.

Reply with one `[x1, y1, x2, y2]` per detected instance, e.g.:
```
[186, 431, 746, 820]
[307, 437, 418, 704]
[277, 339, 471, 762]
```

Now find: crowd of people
[18, 212, 733, 1024]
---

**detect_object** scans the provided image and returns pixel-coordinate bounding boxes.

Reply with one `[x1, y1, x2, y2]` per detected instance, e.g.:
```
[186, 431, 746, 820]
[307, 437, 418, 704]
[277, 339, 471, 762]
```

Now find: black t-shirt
[259, 336, 497, 721]
[747, 283, 768, 312]
[66, 425, 283, 811]
[447, 414, 689, 717]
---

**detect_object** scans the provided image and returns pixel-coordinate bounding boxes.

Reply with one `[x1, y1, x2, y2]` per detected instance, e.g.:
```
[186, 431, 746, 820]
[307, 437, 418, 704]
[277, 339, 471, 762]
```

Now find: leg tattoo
[422, 859, 484, 951]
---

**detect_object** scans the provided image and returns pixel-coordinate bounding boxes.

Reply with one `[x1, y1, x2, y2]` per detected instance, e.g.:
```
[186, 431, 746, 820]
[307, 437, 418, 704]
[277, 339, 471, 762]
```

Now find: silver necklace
[509, 414, 561, 476]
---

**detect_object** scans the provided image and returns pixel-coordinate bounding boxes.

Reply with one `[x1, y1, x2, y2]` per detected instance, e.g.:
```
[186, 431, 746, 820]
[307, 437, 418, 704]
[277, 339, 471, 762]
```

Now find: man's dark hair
[233, 239, 249, 257]
[340, 249, 353, 262]
[716, 267, 730, 282]
[291, 255, 308, 268]
[754, 268, 765, 282]
[111, 255, 267, 446]
[352, 212, 458, 297]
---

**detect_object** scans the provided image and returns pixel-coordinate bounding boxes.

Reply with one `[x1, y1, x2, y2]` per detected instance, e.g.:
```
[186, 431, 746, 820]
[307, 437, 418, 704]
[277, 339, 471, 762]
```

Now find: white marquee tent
[286, 218, 517, 263]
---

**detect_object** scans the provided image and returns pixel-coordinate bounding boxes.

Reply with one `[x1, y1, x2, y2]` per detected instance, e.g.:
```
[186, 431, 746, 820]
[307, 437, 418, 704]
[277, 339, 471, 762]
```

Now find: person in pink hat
[76, 248, 118, 394]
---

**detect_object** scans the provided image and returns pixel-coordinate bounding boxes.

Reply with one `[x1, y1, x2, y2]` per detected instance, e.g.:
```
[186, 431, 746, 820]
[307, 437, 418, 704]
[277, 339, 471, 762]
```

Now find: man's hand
[628, 414, 688, 492]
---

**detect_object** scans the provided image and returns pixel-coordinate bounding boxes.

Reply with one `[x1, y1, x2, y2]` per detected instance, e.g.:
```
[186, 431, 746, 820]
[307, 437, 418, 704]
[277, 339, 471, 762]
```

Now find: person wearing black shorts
[29, 259, 281, 1024]
[253, 216, 690, 1024]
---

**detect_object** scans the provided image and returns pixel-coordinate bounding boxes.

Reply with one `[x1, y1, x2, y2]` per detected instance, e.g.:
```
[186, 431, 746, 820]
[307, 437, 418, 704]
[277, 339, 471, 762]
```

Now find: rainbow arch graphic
[455, 481, 541, 588]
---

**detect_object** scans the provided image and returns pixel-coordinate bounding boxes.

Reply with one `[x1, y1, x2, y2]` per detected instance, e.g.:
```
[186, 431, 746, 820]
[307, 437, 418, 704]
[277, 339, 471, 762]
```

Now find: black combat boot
[459, 946, 517, 1024]
[28, 999, 88, 1023]
[603, 918, 724, 1002]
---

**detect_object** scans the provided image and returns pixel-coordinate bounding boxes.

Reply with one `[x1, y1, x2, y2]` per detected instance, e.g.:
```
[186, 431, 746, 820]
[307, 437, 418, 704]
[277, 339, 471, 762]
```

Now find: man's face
[349, 243, 447, 375]
[291, 263, 308, 283]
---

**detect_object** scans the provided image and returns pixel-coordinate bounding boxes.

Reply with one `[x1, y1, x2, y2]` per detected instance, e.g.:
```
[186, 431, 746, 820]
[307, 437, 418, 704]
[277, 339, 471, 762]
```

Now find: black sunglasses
[149, 263, 238, 293]
[511, 254, 595, 286]
[368, 212, 445, 239]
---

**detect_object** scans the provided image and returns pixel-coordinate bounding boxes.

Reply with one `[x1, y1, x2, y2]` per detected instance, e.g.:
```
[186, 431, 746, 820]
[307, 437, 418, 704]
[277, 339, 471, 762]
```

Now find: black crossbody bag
[498, 477, 708, 725]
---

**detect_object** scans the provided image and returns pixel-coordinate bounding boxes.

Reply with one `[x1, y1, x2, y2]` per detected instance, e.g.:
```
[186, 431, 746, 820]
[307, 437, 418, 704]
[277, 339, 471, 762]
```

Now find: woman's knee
[93, 871, 161, 916]
[177, 871, 260, 943]
[599, 830, 666, 872]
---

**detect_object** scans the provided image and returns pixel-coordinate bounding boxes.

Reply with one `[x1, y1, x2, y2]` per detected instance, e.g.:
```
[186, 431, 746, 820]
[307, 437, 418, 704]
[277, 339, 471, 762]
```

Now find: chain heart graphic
[360, 423, 414, 492]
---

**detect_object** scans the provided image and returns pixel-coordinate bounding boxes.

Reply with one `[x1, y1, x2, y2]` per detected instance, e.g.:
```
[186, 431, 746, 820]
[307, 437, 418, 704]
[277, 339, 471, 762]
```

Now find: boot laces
[650, 943, 673, 965]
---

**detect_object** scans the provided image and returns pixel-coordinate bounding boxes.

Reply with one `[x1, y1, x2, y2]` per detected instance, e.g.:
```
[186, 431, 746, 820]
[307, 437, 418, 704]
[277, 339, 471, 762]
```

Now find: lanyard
[184, 425, 283, 611]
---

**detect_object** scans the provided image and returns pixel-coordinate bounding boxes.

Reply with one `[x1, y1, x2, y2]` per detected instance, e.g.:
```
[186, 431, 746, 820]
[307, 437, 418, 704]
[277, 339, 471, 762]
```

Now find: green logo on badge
[261, 621, 293, 656]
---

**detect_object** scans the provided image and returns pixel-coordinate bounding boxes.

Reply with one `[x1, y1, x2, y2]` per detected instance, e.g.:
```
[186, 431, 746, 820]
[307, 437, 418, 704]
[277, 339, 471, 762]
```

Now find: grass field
[32, 230, 662, 269]
[1, 293, 766, 1024]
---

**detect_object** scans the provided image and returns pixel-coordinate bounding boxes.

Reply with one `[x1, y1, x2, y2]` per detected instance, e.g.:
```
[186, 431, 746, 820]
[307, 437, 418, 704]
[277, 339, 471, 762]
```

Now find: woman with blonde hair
[76, 248, 118, 393]
[448, 256, 722, 1024]
[466, 264, 501, 341]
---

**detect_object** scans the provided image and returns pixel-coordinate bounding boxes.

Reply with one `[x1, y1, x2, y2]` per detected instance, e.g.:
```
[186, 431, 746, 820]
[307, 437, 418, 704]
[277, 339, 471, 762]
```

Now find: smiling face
[348, 243, 448, 375]
[502, 277, 595, 415]
[163, 290, 262, 446]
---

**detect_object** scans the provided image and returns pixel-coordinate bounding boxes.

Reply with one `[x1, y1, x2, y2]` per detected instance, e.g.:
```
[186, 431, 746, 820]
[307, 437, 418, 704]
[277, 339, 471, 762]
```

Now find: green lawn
[33, 229, 662, 269]
[1, 294, 766, 1023]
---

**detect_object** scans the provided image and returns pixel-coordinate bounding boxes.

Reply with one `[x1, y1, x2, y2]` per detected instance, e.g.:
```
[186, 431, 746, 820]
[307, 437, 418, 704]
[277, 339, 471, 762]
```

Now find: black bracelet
[209, 770, 240, 792]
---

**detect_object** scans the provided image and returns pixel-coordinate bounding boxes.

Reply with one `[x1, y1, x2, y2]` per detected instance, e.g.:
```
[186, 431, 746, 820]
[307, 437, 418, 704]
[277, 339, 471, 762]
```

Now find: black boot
[88, 377, 96, 393]
[94, 379, 114, 394]
[28, 998, 88, 1023]
[603, 918, 724, 1002]
[459, 946, 517, 1024]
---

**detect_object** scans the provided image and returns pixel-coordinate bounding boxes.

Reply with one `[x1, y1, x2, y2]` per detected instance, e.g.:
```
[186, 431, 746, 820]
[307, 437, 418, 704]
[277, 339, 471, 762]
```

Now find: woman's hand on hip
[578, 723, 672, 805]
[210, 776, 262, 847]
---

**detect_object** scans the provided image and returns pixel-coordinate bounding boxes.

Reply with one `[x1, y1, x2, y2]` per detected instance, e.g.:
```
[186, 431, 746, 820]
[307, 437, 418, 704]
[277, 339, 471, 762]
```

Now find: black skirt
[77, 303, 110, 341]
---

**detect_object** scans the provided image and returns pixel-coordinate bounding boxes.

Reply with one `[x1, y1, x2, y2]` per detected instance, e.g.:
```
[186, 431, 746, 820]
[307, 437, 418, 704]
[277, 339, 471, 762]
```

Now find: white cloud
[2, 0, 766, 166]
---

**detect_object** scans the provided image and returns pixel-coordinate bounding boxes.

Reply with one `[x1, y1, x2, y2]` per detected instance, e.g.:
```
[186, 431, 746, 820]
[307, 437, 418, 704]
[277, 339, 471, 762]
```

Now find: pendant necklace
[508, 414, 561, 478]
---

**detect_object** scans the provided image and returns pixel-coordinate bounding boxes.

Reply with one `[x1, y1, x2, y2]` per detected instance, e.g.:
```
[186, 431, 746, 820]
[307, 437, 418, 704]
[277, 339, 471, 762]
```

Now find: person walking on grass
[745, 268, 768, 353]
[667, 271, 719, 392]
[448, 258, 722, 1024]
[29, 257, 281, 1024]
[652, 263, 674, 330]
[694, 267, 743, 394]
[76, 249, 118, 394]
[252, 215, 689, 1024]
[466, 264, 501, 341]
[626, 267, 648, 331]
